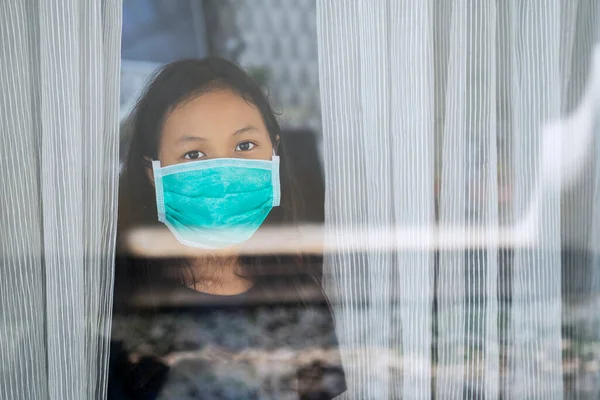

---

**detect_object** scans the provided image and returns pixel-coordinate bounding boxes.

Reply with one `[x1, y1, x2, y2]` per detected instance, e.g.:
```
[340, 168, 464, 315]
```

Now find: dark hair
[115, 57, 319, 309]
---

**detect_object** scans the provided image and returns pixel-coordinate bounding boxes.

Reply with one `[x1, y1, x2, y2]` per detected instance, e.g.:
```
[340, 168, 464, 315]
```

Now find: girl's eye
[235, 141, 256, 152]
[184, 150, 205, 160]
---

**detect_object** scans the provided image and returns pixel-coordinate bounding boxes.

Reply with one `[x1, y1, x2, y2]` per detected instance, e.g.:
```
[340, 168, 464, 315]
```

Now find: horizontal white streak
[125, 222, 539, 257]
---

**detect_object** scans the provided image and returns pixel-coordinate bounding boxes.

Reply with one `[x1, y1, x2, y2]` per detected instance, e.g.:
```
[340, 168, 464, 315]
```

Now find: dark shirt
[108, 281, 347, 399]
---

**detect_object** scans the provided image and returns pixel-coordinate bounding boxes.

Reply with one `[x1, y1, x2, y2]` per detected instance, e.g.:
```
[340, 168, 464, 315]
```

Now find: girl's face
[153, 89, 275, 168]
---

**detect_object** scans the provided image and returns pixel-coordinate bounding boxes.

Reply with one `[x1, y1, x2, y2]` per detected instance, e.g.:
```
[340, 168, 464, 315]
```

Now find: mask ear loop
[271, 152, 281, 207]
[273, 134, 281, 156]
[270, 145, 281, 206]
[151, 160, 166, 222]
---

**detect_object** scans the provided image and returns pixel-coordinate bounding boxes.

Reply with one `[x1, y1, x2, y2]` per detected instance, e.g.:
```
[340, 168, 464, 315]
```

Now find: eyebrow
[178, 135, 206, 144]
[177, 125, 260, 144]
[233, 125, 259, 136]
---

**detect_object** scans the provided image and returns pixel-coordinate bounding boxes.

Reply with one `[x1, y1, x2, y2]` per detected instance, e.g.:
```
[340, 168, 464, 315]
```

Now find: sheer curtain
[317, 1, 600, 399]
[0, 1, 122, 399]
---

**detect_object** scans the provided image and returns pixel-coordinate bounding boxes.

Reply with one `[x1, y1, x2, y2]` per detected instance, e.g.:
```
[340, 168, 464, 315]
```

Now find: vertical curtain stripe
[0, 1, 46, 399]
[0, 1, 122, 399]
[317, 0, 599, 398]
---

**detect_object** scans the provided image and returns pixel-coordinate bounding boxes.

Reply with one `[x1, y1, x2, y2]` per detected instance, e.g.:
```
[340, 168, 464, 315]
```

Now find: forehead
[161, 89, 267, 141]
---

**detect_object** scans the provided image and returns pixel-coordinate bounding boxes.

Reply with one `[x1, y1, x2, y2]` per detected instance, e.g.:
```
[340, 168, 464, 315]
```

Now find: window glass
[111, 1, 345, 399]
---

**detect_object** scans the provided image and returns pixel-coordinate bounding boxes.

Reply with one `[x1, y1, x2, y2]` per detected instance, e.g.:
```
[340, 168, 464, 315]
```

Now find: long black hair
[115, 57, 319, 310]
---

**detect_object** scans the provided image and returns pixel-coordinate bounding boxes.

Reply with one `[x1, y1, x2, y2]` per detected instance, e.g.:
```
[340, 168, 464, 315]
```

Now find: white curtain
[317, 1, 600, 399]
[0, 1, 122, 399]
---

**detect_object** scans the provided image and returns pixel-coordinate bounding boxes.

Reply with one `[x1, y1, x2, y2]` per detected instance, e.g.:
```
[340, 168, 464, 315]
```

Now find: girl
[109, 58, 346, 399]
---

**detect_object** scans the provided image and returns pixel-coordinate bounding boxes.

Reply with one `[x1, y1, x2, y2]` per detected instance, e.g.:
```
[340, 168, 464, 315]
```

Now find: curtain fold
[0, 1, 122, 399]
[318, 1, 600, 398]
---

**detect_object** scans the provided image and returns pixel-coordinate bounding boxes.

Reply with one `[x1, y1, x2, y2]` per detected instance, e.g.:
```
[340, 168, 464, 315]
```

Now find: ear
[274, 135, 281, 154]
[143, 156, 155, 187]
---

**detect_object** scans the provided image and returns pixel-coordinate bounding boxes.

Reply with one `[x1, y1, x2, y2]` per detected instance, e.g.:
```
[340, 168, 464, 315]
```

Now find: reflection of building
[224, 0, 321, 132]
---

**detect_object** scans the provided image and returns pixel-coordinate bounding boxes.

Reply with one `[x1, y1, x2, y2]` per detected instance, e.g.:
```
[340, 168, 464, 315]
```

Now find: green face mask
[152, 155, 280, 249]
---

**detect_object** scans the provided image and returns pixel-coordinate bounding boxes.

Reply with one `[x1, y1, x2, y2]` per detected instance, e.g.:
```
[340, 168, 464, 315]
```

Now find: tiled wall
[207, 0, 321, 133]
